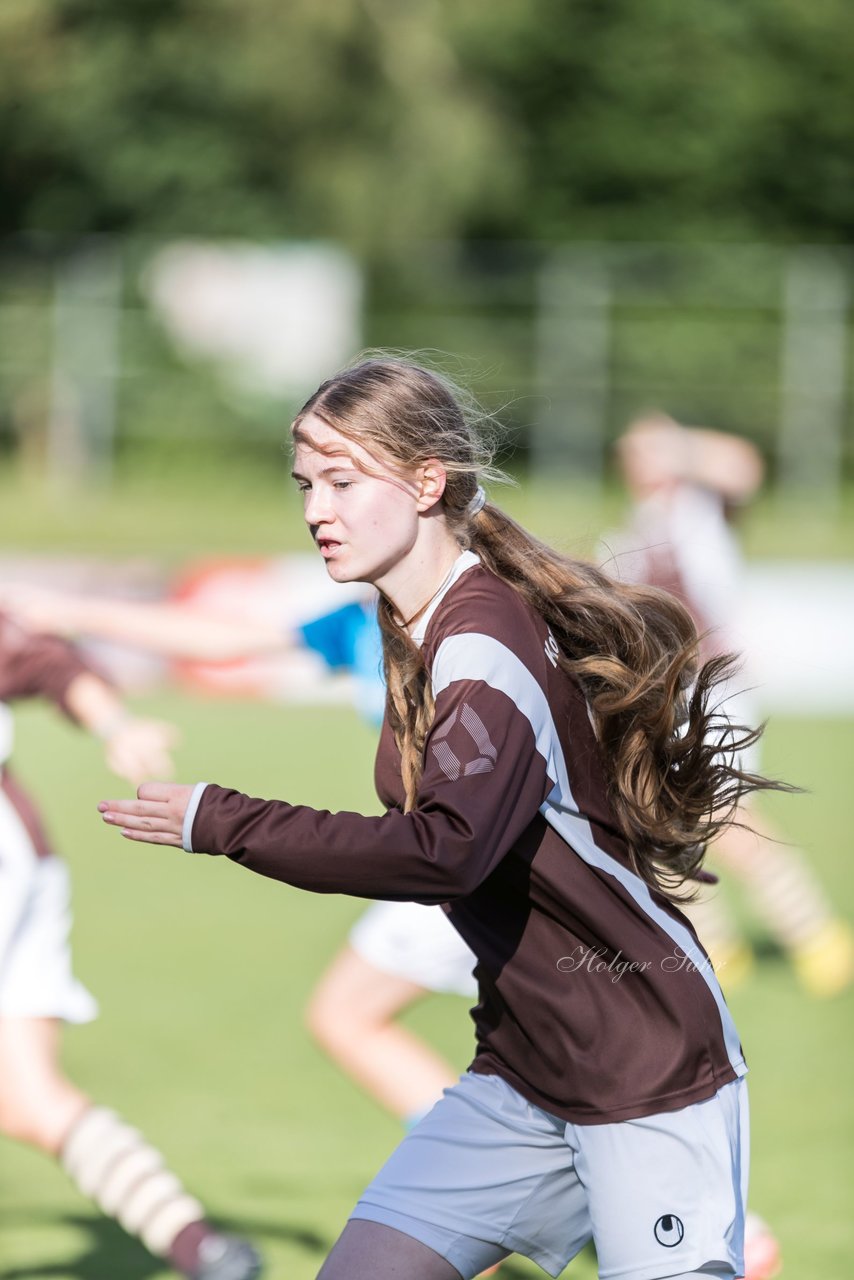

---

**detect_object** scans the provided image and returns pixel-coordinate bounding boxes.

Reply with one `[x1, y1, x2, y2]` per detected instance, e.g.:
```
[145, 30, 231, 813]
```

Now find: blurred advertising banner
[0, 554, 363, 704]
[0, 555, 852, 715]
[740, 563, 854, 716]
[142, 241, 362, 399]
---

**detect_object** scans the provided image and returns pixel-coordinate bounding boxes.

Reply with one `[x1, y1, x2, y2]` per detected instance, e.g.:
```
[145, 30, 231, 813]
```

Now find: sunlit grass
[0, 696, 851, 1278]
[2, 463, 853, 561]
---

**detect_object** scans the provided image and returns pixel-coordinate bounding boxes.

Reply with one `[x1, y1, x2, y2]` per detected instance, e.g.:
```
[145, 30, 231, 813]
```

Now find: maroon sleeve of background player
[0, 611, 100, 716]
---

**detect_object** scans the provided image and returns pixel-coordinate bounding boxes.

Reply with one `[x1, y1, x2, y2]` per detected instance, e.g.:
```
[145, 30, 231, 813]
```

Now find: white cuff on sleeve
[182, 782, 210, 853]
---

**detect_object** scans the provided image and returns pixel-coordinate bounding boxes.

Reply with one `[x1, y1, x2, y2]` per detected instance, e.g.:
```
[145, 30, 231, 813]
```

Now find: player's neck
[377, 526, 462, 629]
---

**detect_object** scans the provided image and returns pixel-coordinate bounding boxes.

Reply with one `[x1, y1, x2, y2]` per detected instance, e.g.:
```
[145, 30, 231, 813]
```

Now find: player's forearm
[100, 740, 545, 899]
[63, 671, 130, 738]
[51, 596, 292, 661]
[188, 783, 490, 902]
[680, 429, 764, 502]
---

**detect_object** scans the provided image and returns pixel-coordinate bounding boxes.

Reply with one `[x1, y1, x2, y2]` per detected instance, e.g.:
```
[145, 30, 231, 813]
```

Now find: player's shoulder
[434, 563, 533, 628]
[426, 564, 549, 673]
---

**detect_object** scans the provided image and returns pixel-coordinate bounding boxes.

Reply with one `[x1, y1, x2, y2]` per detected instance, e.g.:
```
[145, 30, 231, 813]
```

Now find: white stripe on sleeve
[430, 630, 746, 1077]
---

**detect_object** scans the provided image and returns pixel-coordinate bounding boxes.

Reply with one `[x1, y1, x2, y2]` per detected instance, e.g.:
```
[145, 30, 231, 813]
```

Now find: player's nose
[304, 485, 334, 525]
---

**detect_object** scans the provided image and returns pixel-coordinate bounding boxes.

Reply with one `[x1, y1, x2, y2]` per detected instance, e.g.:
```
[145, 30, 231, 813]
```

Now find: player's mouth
[317, 537, 342, 559]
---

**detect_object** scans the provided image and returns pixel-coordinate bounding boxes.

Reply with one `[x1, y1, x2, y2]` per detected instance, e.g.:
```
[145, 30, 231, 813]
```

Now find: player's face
[292, 415, 423, 591]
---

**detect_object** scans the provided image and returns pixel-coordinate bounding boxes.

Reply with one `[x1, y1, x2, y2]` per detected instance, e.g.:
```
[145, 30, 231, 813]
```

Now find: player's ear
[415, 460, 447, 512]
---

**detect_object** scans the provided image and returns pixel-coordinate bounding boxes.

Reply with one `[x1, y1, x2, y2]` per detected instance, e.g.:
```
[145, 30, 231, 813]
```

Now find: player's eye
[333, 480, 353, 491]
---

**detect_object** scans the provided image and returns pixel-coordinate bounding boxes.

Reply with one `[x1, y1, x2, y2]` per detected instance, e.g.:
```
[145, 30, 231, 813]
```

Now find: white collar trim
[410, 550, 480, 646]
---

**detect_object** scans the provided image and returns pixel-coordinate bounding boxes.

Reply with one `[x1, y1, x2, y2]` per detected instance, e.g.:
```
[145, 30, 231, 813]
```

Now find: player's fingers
[137, 781, 181, 801]
[102, 810, 177, 834]
[99, 793, 173, 815]
[99, 798, 146, 816]
[120, 828, 183, 847]
[99, 804, 168, 827]
[99, 788, 179, 808]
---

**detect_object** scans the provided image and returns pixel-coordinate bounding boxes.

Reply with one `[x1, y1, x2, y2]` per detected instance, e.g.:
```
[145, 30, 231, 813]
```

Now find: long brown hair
[293, 356, 777, 898]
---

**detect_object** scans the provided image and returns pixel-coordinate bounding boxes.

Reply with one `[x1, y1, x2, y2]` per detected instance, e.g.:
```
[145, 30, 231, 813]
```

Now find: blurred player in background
[0, 608, 262, 1280]
[0, 580, 483, 1131]
[607, 413, 853, 1000]
[0, 577, 498, 1273]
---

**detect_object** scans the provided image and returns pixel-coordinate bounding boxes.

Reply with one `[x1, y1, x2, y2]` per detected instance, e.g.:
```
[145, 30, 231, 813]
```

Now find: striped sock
[60, 1105, 209, 1265]
[732, 841, 835, 951]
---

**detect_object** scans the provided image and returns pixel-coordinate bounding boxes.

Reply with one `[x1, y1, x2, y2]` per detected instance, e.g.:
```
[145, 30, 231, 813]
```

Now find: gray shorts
[350, 1071, 748, 1280]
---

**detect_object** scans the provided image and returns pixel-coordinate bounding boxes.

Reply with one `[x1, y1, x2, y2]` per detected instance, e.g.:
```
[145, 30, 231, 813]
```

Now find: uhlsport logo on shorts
[653, 1214, 684, 1247]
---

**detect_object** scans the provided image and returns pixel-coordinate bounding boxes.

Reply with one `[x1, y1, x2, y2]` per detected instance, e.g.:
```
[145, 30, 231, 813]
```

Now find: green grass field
[1, 690, 852, 1280]
[1, 469, 853, 1276]
[3, 466, 854, 563]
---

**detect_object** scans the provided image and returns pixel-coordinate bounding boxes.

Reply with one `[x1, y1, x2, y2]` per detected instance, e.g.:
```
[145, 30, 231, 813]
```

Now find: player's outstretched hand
[104, 717, 181, 787]
[99, 782, 195, 847]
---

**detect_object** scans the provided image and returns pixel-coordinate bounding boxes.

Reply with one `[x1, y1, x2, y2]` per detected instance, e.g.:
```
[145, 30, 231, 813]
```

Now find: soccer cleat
[743, 1211, 782, 1280]
[792, 919, 854, 998]
[191, 1234, 263, 1280]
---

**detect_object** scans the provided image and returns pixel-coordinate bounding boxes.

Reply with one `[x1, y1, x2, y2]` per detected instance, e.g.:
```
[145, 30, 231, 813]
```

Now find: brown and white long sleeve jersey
[0, 610, 93, 857]
[189, 559, 746, 1125]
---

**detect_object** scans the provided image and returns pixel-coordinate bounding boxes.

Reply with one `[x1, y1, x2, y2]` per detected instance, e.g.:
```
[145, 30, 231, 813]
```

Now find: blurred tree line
[1, 0, 851, 251]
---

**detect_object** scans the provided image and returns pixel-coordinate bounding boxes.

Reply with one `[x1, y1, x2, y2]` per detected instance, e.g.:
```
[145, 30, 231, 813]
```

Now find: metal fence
[1, 237, 851, 495]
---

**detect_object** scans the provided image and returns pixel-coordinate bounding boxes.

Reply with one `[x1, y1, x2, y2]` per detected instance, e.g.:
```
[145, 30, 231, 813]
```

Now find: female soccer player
[610, 413, 853, 999]
[100, 357, 780, 1280]
[0, 576, 482, 1130]
[0, 609, 261, 1280]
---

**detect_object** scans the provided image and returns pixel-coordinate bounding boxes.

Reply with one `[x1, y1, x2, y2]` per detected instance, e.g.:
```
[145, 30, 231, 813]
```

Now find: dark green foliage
[1, 0, 851, 247]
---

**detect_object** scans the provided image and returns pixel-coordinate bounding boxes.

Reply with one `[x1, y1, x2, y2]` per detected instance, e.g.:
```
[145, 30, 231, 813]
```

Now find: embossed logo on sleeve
[431, 703, 498, 781]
